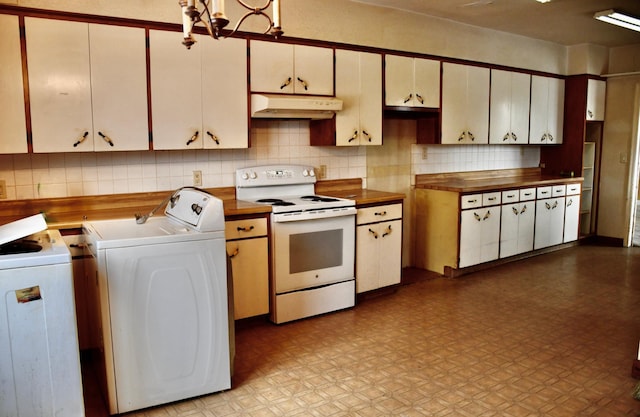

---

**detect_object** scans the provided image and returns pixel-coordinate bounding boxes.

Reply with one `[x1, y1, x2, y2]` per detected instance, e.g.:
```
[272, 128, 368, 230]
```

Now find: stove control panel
[236, 165, 317, 188]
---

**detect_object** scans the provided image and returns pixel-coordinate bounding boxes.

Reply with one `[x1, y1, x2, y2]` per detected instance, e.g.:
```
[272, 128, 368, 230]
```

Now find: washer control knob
[241, 172, 249, 180]
[250, 171, 258, 179]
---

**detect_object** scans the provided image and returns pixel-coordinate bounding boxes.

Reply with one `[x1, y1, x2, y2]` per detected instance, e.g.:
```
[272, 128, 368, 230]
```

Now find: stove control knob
[309, 169, 316, 177]
[302, 169, 310, 177]
[241, 172, 249, 180]
[250, 171, 258, 179]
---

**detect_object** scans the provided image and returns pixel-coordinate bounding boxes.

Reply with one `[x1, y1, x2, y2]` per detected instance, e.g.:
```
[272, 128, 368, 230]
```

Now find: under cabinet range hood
[251, 94, 343, 119]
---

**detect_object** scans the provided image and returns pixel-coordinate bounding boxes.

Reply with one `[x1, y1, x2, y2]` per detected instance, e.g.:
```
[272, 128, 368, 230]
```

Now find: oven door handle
[272, 206, 357, 223]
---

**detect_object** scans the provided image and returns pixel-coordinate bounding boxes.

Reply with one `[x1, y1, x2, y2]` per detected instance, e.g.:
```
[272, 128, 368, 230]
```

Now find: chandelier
[179, 0, 283, 48]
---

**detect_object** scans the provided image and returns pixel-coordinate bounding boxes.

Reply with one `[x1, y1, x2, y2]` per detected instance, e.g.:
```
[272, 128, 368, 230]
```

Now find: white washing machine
[0, 214, 85, 417]
[83, 188, 231, 415]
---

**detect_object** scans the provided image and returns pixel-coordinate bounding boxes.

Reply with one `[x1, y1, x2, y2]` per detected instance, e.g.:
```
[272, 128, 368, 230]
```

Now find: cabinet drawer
[536, 186, 552, 199]
[483, 192, 501, 206]
[461, 194, 482, 209]
[357, 203, 402, 225]
[520, 188, 536, 201]
[566, 183, 581, 195]
[552, 185, 566, 197]
[225, 217, 267, 240]
[502, 189, 519, 203]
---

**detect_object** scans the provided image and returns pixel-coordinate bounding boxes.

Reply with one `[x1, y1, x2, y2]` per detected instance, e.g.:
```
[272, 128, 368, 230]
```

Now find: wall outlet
[193, 170, 202, 187]
[318, 165, 327, 179]
[0, 180, 6, 199]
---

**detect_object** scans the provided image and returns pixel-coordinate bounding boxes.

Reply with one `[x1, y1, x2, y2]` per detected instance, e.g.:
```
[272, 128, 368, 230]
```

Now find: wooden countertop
[0, 179, 404, 229]
[415, 168, 583, 193]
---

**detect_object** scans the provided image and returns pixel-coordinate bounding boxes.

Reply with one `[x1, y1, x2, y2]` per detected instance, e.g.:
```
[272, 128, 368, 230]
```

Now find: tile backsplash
[0, 119, 539, 200]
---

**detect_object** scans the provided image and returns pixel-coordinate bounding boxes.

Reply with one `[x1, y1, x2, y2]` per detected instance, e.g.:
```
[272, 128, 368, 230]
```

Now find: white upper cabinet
[150, 31, 248, 150]
[335, 50, 382, 146]
[586, 79, 606, 121]
[0, 14, 27, 154]
[26, 18, 94, 153]
[26, 18, 149, 153]
[529, 75, 564, 144]
[489, 69, 530, 145]
[385, 55, 440, 108]
[250, 40, 333, 95]
[89, 24, 149, 152]
[441, 63, 490, 144]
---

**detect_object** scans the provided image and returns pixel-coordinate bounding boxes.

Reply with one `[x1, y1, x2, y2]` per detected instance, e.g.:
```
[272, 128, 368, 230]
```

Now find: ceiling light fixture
[179, 0, 283, 48]
[594, 9, 640, 33]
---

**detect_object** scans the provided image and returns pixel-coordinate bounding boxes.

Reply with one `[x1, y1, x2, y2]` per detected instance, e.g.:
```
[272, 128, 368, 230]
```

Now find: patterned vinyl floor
[84, 244, 640, 417]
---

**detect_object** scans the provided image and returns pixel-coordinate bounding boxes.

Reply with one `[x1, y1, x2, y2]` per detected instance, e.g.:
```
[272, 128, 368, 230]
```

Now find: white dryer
[83, 188, 230, 415]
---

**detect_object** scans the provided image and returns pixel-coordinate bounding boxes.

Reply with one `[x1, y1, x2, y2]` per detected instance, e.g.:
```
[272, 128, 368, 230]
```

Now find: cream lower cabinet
[459, 193, 501, 268]
[225, 217, 269, 319]
[356, 203, 402, 293]
[499, 188, 535, 258]
[534, 186, 566, 249]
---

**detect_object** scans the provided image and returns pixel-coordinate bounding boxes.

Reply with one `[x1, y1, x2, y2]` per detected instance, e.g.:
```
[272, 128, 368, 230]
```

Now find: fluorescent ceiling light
[594, 9, 640, 33]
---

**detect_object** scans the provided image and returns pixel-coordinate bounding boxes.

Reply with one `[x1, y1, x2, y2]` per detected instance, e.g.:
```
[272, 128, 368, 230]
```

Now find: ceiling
[350, 0, 640, 47]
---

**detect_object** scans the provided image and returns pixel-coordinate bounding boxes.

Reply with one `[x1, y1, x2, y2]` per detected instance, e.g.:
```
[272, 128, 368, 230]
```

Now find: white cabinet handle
[206, 131, 220, 145]
[186, 130, 199, 146]
[296, 77, 308, 91]
[280, 76, 292, 90]
[98, 131, 114, 147]
[73, 131, 89, 147]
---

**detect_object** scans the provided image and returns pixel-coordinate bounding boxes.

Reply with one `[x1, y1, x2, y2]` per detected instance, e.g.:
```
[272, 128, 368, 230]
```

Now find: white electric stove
[236, 165, 356, 324]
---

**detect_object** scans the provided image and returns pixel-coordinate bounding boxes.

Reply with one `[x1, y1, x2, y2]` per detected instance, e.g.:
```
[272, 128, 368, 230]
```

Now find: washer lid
[0, 213, 47, 246]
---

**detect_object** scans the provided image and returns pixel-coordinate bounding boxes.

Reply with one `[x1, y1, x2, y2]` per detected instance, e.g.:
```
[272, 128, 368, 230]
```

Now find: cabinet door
[359, 52, 383, 145]
[335, 50, 381, 146]
[377, 219, 402, 288]
[0, 15, 27, 153]
[563, 195, 580, 243]
[516, 202, 535, 254]
[227, 237, 269, 319]
[530, 76, 564, 144]
[489, 70, 530, 145]
[356, 219, 401, 293]
[250, 40, 294, 94]
[442, 63, 489, 144]
[384, 55, 413, 107]
[413, 57, 440, 108]
[534, 197, 566, 249]
[500, 203, 520, 258]
[201, 37, 249, 149]
[89, 24, 149, 151]
[460, 207, 499, 267]
[26, 18, 94, 153]
[586, 79, 606, 121]
[293, 45, 334, 95]
[149, 30, 203, 150]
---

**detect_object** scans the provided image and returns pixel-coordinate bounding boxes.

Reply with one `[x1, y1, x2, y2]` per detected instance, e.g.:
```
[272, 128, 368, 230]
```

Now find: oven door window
[290, 229, 343, 273]
[273, 215, 355, 294]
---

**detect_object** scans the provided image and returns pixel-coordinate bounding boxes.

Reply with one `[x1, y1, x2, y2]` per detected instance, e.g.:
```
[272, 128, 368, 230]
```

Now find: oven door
[272, 213, 355, 294]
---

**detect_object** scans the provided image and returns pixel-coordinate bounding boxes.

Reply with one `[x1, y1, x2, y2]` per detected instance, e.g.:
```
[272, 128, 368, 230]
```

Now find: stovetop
[253, 194, 355, 213]
[235, 165, 355, 214]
